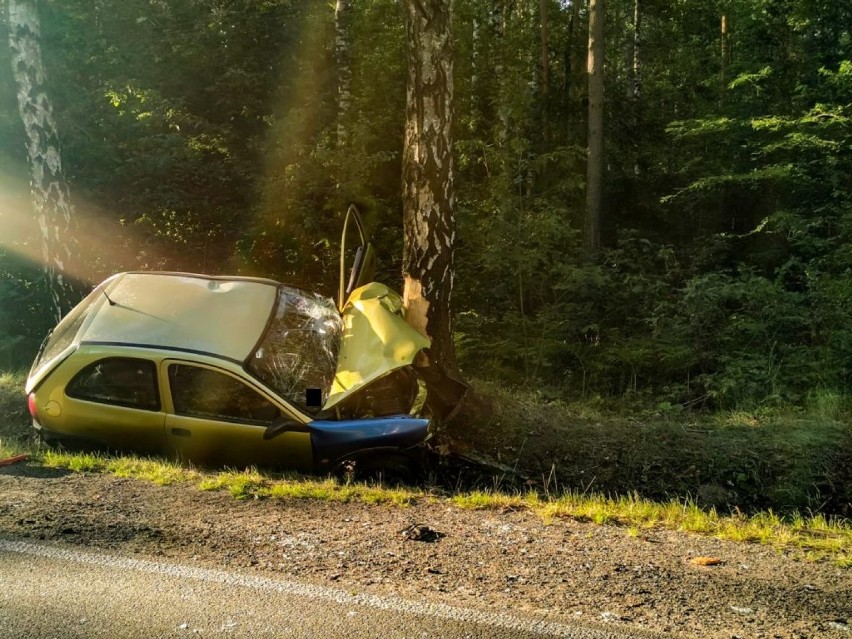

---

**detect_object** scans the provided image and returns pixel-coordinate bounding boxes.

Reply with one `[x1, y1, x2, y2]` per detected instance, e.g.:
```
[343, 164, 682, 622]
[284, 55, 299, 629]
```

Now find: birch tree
[402, 0, 467, 418]
[7, 0, 78, 321]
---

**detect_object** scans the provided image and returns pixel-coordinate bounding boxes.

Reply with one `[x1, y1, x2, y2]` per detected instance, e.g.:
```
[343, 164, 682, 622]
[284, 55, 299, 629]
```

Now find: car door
[338, 204, 376, 310]
[161, 360, 312, 471]
[62, 356, 166, 452]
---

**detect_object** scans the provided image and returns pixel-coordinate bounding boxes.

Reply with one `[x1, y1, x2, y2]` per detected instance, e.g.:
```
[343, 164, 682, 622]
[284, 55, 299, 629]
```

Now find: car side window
[66, 358, 160, 411]
[168, 364, 280, 425]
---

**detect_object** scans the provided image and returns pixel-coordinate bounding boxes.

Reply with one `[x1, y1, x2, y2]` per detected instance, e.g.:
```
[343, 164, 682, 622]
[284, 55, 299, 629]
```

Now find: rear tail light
[27, 393, 38, 420]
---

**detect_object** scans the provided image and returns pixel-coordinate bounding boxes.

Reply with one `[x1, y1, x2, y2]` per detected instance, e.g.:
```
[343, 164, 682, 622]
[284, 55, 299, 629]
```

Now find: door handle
[171, 428, 191, 438]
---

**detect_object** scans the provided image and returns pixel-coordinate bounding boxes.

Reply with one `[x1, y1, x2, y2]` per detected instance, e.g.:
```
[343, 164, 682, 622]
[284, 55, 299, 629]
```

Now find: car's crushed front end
[245, 280, 434, 474]
[308, 416, 430, 475]
[247, 281, 431, 421]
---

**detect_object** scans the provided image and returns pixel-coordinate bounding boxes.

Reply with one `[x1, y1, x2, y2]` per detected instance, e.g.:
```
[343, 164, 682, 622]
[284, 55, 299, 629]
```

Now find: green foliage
[1, 0, 849, 409]
[0, 254, 53, 370]
[0, 371, 28, 452]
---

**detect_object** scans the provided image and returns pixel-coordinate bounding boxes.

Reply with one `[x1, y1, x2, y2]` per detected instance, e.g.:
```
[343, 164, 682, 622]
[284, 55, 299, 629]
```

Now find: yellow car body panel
[158, 359, 312, 472]
[26, 272, 280, 394]
[30, 346, 312, 464]
[325, 282, 430, 410]
[86, 272, 278, 362]
[31, 345, 168, 452]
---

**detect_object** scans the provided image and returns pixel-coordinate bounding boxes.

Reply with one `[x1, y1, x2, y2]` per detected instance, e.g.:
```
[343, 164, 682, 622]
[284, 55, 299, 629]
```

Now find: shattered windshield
[247, 286, 343, 413]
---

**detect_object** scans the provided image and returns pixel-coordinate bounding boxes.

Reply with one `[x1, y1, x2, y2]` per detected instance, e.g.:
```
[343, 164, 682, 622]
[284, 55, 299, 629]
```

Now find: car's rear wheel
[334, 452, 418, 484]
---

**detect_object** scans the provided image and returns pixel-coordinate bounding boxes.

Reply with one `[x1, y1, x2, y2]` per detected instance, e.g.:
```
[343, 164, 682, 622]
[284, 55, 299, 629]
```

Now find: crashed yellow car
[25, 209, 438, 474]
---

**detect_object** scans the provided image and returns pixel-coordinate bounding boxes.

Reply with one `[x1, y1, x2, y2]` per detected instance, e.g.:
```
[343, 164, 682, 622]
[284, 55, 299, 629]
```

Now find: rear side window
[66, 358, 160, 411]
[168, 364, 280, 425]
[35, 286, 103, 371]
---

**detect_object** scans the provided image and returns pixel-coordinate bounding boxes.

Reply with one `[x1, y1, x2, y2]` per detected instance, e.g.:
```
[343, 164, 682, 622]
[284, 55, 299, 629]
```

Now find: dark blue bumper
[308, 416, 430, 469]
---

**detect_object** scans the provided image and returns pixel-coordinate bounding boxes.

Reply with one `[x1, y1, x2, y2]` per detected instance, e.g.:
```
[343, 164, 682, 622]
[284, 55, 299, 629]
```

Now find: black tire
[334, 452, 418, 484]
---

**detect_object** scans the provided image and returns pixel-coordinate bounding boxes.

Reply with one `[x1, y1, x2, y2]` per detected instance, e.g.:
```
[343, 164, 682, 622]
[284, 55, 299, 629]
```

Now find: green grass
[0, 436, 29, 459]
[41, 450, 198, 484]
[31, 446, 852, 566]
[461, 379, 852, 516]
[2, 371, 849, 565]
[0, 371, 29, 453]
[198, 468, 268, 498]
[451, 488, 851, 565]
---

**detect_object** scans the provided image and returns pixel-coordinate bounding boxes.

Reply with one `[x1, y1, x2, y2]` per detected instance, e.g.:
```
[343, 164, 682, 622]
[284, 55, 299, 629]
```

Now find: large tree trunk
[334, 0, 353, 147]
[402, 0, 466, 420]
[584, 0, 605, 251]
[8, 0, 78, 321]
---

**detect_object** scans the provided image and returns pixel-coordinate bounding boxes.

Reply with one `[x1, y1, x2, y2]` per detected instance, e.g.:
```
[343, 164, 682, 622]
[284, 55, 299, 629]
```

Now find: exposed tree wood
[7, 0, 79, 321]
[585, 0, 605, 250]
[402, 0, 467, 420]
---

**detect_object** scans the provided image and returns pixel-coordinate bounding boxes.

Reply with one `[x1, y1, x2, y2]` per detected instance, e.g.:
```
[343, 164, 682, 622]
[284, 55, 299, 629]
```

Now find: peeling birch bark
[8, 0, 79, 321]
[402, 0, 468, 422]
[402, 0, 458, 374]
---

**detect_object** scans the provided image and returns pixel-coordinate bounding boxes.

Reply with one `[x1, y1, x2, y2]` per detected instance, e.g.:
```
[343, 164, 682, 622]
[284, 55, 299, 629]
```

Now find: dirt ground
[1, 463, 849, 639]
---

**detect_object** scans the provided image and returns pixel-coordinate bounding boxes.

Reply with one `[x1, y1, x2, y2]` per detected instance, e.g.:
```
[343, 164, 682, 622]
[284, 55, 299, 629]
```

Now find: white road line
[0, 538, 630, 638]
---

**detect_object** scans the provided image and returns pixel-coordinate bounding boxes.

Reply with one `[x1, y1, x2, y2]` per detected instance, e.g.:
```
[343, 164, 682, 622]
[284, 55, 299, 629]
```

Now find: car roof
[80, 272, 279, 363]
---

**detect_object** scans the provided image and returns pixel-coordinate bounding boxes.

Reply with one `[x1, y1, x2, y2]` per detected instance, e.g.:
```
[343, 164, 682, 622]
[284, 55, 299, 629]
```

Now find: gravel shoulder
[1, 464, 850, 639]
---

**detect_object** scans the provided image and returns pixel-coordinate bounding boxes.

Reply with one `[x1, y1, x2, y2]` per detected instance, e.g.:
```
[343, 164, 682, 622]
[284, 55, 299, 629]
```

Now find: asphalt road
[0, 538, 654, 639]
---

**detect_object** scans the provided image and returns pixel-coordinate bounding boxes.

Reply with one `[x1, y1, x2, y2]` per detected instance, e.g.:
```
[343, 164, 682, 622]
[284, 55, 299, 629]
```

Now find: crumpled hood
[323, 282, 430, 410]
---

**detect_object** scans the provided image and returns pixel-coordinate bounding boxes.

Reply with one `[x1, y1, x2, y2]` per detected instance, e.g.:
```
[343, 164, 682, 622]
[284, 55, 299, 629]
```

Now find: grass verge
[33, 447, 852, 567]
[2, 371, 849, 565]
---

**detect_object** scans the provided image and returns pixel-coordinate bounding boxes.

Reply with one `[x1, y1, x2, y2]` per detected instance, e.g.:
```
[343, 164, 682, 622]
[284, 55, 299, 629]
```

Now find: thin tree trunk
[626, 0, 640, 100]
[8, 0, 78, 321]
[471, 14, 479, 93]
[539, 0, 550, 141]
[492, 0, 509, 150]
[402, 0, 466, 418]
[720, 14, 728, 100]
[563, 0, 581, 127]
[631, 0, 640, 175]
[335, 0, 353, 147]
[632, 0, 640, 101]
[540, 0, 549, 97]
[585, 0, 604, 250]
